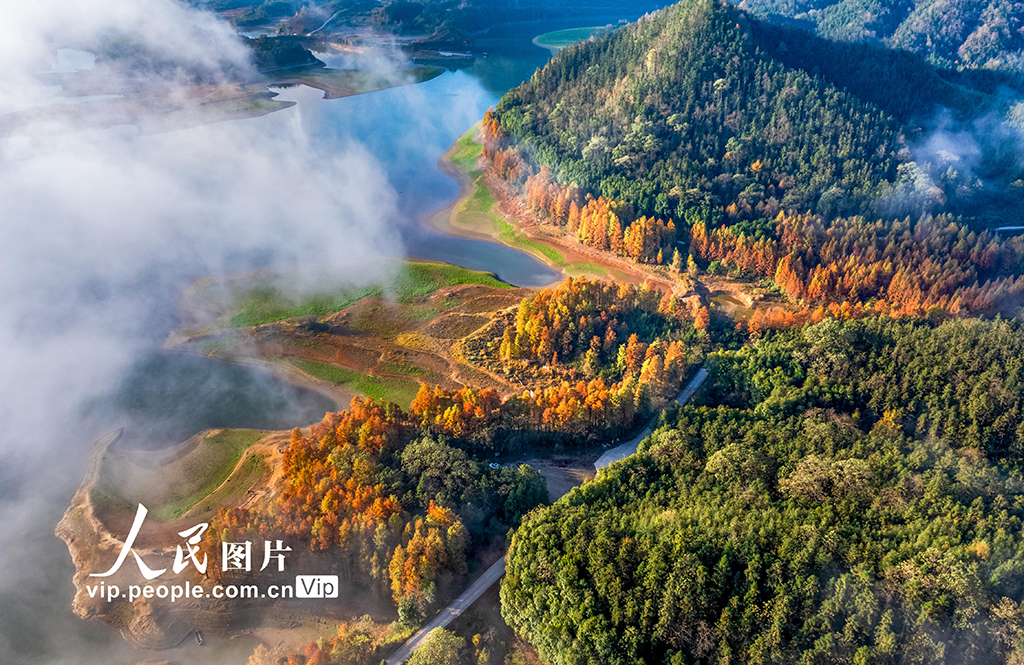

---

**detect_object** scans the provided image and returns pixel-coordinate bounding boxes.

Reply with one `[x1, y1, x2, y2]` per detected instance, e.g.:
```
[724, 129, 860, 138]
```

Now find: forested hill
[490, 0, 1024, 227]
[503, 317, 1024, 665]
[731, 0, 1024, 71]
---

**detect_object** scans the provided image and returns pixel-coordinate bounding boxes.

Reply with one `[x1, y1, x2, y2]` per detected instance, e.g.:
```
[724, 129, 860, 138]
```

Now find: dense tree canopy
[444, 277, 706, 447]
[486, 0, 1024, 229]
[503, 317, 1024, 664]
[692, 211, 1024, 319]
[730, 0, 1024, 70]
[210, 397, 547, 623]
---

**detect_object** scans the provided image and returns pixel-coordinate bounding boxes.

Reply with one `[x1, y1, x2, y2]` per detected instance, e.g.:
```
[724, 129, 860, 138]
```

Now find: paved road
[307, 10, 343, 35]
[385, 556, 507, 664]
[386, 365, 710, 663]
[594, 366, 709, 469]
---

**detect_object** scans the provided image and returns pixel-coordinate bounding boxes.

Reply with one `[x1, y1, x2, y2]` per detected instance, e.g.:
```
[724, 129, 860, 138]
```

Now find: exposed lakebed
[25, 13, 649, 665]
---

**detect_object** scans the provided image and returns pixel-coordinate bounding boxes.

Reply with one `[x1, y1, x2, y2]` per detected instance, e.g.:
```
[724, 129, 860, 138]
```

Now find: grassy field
[187, 451, 268, 518]
[228, 261, 511, 327]
[380, 361, 427, 377]
[98, 429, 265, 522]
[152, 429, 265, 521]
[458, 181, 606, 275]
[292, 360, 421, 408]
[533, 26, 611, 52]
[450, 123, 484, 173]
[565, 262, 607, 276]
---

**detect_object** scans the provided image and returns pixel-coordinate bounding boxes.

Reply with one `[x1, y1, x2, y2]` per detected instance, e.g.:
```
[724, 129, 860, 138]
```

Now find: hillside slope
[503, 317, 1024, 665]
[734, 0, 1024, 70]
[490, 0, 1024, 227]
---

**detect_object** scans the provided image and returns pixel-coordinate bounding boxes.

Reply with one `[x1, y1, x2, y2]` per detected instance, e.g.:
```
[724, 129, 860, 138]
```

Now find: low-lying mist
[0, 1, 419, 663]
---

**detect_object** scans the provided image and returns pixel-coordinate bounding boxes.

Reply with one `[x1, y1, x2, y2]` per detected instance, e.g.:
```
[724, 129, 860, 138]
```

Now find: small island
[532, 25, 613, 54]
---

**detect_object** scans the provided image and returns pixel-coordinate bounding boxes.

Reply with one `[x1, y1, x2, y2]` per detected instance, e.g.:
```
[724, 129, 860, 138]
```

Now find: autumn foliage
[388, 502, 467, 609]
[691, 212, 1024, 324]
[482, 112, 677, 266]
[213, 394, 547, 622]
[416, 278, 705, 444]
[410, 385, 503, 441]
[525, 167, 677, 264]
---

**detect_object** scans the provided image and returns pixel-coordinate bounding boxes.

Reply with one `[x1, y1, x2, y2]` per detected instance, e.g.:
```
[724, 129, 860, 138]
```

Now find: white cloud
[0, 2, 405, 662]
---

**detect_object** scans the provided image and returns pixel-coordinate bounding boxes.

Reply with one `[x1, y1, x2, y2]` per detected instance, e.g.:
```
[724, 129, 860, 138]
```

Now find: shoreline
[55, 428, 363, 658]
[425, 136, 493, 242]
[165, 257, 521, 417]
[166, 313, 356, 416]
[425, 129, 681, 293]
[424, 130, 572, 287]
[200, 352, 356, 413]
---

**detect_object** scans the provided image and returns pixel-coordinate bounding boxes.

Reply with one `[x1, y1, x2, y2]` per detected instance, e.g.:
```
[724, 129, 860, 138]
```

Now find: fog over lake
[0, 2, 647, 661]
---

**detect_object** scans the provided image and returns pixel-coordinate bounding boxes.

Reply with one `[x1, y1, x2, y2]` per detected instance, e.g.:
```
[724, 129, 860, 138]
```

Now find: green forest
[202, 2, 1024, 664]
[487, 8, 1024, 661]
[503, 317, 1024, 664]
[488, 0, 1024, 228]
[728, 0, 1024, 70]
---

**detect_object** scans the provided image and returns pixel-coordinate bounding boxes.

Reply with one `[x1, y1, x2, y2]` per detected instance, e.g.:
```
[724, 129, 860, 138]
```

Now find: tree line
[503, 316, 1024, 665]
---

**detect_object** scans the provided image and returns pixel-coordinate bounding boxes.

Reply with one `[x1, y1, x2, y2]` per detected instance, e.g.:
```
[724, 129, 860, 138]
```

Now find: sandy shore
[425, 137, 500, 242]
[425, 132, 680, 293]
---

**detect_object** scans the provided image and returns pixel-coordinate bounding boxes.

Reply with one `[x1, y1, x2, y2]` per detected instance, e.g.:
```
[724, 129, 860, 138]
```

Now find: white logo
[90, 504, 290, 579]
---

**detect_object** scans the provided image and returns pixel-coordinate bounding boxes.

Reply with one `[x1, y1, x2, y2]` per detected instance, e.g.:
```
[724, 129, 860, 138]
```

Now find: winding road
[384, 556, 507, 665]
[383, 365, 711, 664]
[594, 366, 709, 469]
[306, 10, 343, 35]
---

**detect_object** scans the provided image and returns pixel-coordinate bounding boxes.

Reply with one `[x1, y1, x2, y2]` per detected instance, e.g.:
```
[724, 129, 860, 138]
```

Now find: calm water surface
[7, 14, 649, 665]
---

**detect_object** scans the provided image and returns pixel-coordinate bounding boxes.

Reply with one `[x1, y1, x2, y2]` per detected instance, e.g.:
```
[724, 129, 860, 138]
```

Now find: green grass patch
[405, 306, 440, 322]
[98, 429, 265, 522]
[450, 123, 483, 173]
[90, 487, 134, 515]
[533, 26, 611, 51]
[154, 429, 264, 520]
[285, 338, 325, 351]
[450, 123, 605, 275]
[495, 217, 565, 265]
[460, 181, 496, 213]
[188, 452, 268, 518]
[228, 261, 511, 327]
[292, 360, 421, 408]
[455, 182, 567, 266]
[380, 361, 427, 377]
[565, 262, 607, 276]
[353, 305, 402, 335]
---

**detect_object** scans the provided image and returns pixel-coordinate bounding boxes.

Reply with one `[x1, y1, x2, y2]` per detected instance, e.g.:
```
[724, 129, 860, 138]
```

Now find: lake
[4, 12, 649, 665]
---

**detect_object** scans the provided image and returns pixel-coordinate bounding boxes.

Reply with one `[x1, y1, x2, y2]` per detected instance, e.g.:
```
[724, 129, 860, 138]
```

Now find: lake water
[97, 18, 586, 454]
[92, 13, 648, 463]
[5, 13, 650, 665]
[87, 353, 337, 450]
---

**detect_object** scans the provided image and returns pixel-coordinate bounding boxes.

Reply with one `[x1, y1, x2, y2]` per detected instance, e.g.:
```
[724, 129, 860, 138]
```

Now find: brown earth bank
[431, 128, 805, 329]
[56, 425, 601, 660]
[432, 127, 686, 291]
[53, 125, 783, 661]
[170, 280, 533, 407]
[55, 268, 598, 656]
[55, 429, 398, 654]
